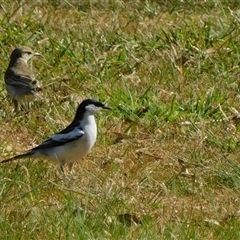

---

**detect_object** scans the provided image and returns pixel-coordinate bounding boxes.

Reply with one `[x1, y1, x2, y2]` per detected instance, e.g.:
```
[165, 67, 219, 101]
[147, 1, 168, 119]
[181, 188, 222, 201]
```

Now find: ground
[0, 1, 240, 239]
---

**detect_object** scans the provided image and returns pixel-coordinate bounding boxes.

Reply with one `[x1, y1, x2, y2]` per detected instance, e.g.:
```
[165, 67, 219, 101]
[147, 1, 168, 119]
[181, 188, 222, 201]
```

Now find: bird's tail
[0, 151, 34, 164]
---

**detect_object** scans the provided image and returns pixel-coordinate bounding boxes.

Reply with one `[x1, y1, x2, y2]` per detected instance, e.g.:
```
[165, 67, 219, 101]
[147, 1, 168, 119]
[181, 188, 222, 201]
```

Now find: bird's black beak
[103, 105, 111, 110]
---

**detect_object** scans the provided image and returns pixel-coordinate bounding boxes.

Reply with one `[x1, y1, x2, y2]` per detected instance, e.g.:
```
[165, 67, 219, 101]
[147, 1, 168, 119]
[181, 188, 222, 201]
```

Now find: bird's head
[75, 99, 111, 120]
[10, 46, 41, 62]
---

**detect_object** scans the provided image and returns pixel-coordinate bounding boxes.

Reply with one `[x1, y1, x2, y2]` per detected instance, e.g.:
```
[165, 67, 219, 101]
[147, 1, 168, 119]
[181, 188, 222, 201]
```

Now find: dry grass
[1, 0, 240, 239]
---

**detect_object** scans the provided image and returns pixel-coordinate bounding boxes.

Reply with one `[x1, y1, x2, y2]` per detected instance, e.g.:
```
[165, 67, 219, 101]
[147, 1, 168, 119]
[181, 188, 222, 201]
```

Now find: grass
[1, 0, 240, 239]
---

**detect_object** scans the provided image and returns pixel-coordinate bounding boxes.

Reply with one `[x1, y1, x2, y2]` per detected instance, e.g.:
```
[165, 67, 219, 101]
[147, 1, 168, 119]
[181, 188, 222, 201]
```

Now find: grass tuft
[1, 0, 240, 239]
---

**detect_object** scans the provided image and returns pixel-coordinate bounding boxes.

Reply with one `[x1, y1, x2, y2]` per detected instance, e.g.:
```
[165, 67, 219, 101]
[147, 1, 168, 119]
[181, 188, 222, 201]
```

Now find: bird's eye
[27, 52, 32, 55]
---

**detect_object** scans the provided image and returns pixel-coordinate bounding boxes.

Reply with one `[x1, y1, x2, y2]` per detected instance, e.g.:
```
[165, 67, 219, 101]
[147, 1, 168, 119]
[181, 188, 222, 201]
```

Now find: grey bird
[4, 46, 42, 111]
[1, 99, 111, 172]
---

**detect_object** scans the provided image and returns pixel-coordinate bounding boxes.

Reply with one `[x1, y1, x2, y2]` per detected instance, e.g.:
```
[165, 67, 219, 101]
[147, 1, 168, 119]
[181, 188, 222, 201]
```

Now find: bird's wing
[5, 68, 35, 86]
[34, 124, 84, 150]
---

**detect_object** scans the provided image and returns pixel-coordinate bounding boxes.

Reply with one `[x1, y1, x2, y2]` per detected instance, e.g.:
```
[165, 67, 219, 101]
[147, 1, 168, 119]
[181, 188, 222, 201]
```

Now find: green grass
[1, 0, 240, 239]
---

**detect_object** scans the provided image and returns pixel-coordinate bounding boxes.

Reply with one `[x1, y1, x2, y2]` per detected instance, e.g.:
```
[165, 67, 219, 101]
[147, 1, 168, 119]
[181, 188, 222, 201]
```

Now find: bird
[4, 46, 42, 111]
[1, 99, 111, 172]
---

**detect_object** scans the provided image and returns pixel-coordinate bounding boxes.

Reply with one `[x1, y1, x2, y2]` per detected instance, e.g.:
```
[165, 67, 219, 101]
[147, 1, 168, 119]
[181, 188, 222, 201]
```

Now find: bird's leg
[13, 100, 19, 112]
[26, 102, 30, 112]
[60, 164, 65, 173]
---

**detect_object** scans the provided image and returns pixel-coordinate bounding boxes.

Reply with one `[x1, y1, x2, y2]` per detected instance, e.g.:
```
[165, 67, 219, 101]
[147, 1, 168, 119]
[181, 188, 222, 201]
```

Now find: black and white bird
[4, 46, 42, 111]
[1, 99, 111, 172]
